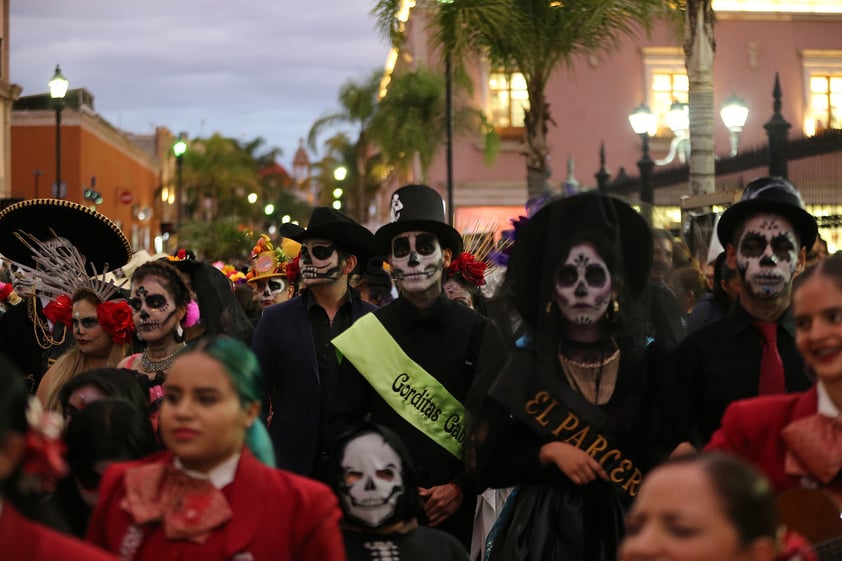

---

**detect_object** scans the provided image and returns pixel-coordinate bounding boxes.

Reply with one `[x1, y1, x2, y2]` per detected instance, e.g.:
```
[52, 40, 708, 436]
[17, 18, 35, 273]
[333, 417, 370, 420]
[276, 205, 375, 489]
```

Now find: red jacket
[0, 502, 116, 561]
[86, 450, 347, 561]
[705, 386, 818, 493]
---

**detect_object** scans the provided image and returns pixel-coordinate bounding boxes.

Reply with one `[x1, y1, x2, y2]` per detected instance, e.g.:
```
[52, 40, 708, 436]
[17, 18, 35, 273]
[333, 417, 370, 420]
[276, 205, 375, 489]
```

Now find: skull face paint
[443, 279, 474, 310]
[252, 277, 289, 308]
[390, 231, 444, 295]
[554, 243, 612, 326]
[339, 432, 404, 527]
[300, 239, 342, 286]
[735, 213, 800, 299]
[128, 276, 180, 342]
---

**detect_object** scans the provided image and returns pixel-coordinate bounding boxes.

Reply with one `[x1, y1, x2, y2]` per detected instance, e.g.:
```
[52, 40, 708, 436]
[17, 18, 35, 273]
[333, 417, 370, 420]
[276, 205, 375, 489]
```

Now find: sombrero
[0, 199, 132, 272]
[280, 207, 375, 261]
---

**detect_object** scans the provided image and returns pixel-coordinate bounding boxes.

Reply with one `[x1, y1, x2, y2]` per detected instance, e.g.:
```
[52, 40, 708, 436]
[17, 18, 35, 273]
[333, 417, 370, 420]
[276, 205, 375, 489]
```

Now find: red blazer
[0, 502, 117, 561]
[86, 450, 347, 561]
[705, 386, 818, 493]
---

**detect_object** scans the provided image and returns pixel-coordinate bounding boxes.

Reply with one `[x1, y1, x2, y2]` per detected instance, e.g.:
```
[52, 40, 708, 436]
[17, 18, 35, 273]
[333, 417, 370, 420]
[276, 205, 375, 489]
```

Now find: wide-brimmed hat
[374, 184, 463, 255]
[280, 207, 375, 260]
[246, 234, 289, 283]
[506, 193, 652, 330]
[0, 199, 132, 272]
[717, 177, 817, 249]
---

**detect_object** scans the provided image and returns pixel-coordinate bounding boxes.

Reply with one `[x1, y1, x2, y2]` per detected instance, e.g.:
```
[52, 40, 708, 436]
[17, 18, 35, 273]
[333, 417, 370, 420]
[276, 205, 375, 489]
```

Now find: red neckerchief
[782, 414, 842, 484]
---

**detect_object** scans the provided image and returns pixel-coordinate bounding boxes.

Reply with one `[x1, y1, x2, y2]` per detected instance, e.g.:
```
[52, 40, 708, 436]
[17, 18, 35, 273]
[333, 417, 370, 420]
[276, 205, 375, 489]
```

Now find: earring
[546, 300, 553, 316]
[174, 323, 185, 343]
[613, 299, 620, 315]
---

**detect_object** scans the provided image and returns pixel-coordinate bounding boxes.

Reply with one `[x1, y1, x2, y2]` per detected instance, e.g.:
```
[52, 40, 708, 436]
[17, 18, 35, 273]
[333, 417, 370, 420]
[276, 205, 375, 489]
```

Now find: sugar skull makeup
[444, 279, 474, 310]
[300, 239, 341, 286]
[554, 243, 612, 326]
[252, 277, 289, 308]
[735, 213, 799, 299]
[339, 432, 404, 528]
[129, 277, 179, 340]
[390, 231, 444, 295]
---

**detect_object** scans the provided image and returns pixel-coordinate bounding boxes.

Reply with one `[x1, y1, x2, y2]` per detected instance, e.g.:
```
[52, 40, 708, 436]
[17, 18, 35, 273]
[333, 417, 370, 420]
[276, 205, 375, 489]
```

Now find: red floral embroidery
[43, 294, 73, 327]
[447, 252, 487, 287]
[97, 300, 136, 345]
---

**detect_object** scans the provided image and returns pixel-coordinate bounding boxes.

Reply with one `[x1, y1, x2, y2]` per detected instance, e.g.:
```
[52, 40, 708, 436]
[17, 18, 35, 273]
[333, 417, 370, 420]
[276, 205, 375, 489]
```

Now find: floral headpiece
[285, 254, 301, 285]
[447, 252, 487, 287]
[0, 282, 21, 306]
[43, 294, 136, 345]
[19, 397, 68, 494]
[216, 263, 248, 285]
[247, 234, 290, 281]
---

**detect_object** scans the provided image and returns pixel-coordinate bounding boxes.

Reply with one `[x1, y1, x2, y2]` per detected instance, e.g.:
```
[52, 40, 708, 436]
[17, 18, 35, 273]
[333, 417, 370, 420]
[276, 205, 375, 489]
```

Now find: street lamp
[628, 103, 657, 224]
[656, 101, 690, 165]
[172, 133, 188, 227]
[48, 65, 68, 199]
[720, 94, 749, 157]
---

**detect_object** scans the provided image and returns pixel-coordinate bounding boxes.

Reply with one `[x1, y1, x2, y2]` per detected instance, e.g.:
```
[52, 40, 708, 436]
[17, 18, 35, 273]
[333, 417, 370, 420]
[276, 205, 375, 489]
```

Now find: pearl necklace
[141, 343, 187, 373]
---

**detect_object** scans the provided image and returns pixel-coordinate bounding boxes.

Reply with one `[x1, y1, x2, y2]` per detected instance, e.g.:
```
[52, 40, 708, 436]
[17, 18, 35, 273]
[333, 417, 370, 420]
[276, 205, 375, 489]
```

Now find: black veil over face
[330, 421, 421, 528]
[504, 193, 652, 340]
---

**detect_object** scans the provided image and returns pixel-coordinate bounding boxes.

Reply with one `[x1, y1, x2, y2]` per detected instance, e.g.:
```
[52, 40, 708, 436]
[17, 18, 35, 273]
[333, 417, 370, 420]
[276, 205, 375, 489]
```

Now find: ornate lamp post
[628, 103, 657, 224]
[48, 65, 69, 199]
[172, 134, 188, 227]
[720, 94, 750, 157]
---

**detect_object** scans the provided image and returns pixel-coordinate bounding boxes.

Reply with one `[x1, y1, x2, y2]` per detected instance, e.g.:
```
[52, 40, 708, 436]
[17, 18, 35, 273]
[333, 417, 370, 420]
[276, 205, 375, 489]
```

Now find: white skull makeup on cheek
[735, 214, 799, 299]
[300, 239, 341, 285]
[390, 231, 444, 295]
[554, 243, 612, 326]
[339, 432, 404, 527]
[129, 279, 179, 340]
[253, 278, 288, 307]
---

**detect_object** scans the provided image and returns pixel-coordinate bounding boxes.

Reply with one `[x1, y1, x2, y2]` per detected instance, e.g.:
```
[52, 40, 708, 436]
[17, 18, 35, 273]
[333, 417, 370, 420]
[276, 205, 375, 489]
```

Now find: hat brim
[0, 199, 132, 272]
[506, 194, 651, 330]
[247, 271, 287, 283]
[717, 199, 817, 249]
[280, 221, 375, 262]
[374, 220, 463, 255]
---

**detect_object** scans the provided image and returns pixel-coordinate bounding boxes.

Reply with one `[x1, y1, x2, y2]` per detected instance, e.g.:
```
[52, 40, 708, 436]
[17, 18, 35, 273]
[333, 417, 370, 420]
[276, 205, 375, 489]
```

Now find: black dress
[343, 526, 470, 561]
[470, 337, 673, 561]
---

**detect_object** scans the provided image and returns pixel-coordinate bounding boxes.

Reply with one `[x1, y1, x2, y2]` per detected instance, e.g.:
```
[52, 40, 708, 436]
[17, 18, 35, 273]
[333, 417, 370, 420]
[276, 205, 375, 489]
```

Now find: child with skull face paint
[463, 194, 681, 561]
[331, 422, 471, 561]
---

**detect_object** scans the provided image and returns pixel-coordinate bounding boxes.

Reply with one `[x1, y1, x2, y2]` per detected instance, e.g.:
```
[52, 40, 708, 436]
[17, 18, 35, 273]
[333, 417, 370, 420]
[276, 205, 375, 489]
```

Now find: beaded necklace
[141, 342, 187, 373]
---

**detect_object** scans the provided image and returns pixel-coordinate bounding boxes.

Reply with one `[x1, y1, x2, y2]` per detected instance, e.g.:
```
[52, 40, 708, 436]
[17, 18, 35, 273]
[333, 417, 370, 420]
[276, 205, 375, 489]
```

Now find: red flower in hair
[97, 300, 136, 345]
[285, 255, 301, 285]
[43, 294, 73, 327]
[0, 282, 13, 302]
[447, 252, 487, 287]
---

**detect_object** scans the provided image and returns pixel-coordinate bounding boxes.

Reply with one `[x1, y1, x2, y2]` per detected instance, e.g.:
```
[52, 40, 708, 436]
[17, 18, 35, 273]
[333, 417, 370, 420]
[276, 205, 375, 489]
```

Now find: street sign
[119, 190, 133, 205]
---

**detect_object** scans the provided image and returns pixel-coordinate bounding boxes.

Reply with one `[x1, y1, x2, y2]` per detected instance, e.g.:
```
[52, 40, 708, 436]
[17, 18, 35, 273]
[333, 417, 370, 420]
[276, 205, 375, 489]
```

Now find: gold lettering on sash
[525, 391, 550, 414]
[610, 459, 633, 483]
[622, 468, 643, 496]
[598, 449, 622, 466]
[584, 435, 608, 458]
[551, 412, 580, 436]
[564, 426, 590, 448]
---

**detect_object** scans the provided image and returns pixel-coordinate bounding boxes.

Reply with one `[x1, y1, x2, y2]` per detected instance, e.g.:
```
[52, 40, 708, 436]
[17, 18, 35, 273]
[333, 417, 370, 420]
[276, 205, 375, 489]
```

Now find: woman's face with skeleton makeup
[390, 231, 447, 295]
[72, 297, 111, 358]
[129, 275, 183, 342]
[339, 431, 404, 527]
[733, 213, 801, 300]
[300, 238, 343, 287]
[251, 277, 290, 308]
[554, 243, 613, 326]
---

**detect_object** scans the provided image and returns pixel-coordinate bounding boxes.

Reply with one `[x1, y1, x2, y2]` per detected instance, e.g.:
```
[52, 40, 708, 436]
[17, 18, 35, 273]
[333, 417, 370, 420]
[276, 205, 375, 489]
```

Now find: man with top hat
[0, 199, 132, 391]
[251, 206, 376, 478]
[331, 184, 505, 549]
[247, 234, 296, 309]
[667, 176, 818, 449]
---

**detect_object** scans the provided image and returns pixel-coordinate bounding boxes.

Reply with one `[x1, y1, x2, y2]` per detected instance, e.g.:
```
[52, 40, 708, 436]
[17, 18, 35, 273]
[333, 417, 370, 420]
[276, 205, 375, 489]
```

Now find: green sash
[333, 313, 466, 458]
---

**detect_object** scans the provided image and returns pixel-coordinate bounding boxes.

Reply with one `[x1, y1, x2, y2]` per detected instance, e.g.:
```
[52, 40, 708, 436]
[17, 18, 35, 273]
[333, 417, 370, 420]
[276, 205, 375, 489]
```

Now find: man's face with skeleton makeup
[251, 277, 290, 308]
[554, 243, 613, 326]
[732, 213, 801, 300]
[389, 231, 448, 295]
[339, 432, 404, 527]
[128, 275, 182, 342]
[300, 238, 344, 287]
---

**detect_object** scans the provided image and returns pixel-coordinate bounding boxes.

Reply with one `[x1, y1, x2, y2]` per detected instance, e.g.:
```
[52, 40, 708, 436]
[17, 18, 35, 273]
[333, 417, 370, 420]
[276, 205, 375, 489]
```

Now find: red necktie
[754, 320, 786, 395]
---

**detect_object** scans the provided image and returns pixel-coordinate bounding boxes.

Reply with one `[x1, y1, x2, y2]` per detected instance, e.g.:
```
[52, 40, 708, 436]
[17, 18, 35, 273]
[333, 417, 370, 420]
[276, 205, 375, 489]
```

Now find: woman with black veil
[466, 194, 678, 561]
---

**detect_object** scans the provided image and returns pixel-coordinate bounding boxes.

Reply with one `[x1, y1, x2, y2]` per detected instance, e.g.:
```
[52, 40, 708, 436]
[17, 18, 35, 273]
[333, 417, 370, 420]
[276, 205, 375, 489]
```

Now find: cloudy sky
[10, 1, 388, 168]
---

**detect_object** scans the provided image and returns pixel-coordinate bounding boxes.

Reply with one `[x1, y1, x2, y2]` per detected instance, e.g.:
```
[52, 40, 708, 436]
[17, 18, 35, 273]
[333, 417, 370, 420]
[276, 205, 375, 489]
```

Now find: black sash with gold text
[489, 349, 644, 499]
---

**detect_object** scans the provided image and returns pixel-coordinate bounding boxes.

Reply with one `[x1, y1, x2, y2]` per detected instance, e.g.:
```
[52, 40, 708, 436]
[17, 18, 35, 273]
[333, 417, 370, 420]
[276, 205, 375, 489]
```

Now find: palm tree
[684, 0, 715, 196]
[375, 0, 672, 200]
[308, 71, 382, 222]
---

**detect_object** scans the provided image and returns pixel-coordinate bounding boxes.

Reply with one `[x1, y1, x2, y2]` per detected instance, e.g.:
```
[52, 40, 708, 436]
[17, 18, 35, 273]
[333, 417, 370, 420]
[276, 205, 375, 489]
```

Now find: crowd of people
[0, 176, 835, 561]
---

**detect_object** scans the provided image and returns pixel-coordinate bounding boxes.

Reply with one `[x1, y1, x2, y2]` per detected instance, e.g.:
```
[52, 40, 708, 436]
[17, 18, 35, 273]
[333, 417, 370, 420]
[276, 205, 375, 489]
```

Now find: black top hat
[0, 199, 132, 272]
[717, 177, 817, 249]
[506, 193, 652, 330]
[279, 207, 375, 260]
[374, 184, 463, 255]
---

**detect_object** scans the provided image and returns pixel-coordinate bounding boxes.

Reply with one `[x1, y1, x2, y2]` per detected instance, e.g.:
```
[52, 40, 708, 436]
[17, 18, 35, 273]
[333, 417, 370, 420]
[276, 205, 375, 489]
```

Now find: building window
[801, 50, 842, 136]
[641, 47, 688, 137]
[488, 71, 529, 129]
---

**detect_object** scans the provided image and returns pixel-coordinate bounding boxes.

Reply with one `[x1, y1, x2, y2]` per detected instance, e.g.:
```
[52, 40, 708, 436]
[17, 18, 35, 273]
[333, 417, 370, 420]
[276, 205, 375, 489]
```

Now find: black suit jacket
[251, 292, 375, 475]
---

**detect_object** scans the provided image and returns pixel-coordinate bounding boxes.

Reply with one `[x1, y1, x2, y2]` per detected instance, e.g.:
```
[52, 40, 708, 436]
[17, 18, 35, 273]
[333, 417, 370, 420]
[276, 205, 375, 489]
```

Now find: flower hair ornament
[285, 254, 301, 285]
[183, 299, 201, 328]
[19, 397, 68, 494]
[454, 218, 515, 297]
[447, 252, 487, 287]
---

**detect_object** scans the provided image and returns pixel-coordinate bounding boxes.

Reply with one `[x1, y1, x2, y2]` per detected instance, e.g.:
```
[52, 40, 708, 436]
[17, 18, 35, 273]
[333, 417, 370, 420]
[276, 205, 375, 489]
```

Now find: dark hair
[233, 283, 261, 325]
[64, 398, 158, 491]
[330, 421, 421, 527]
[58, 367, 149, 419]
[712, 251, 739, 310]
[131, 260, 192, 308]
[660, 453, 778, 546]
[673, 266, 707, 303]
[794, 252, 842, 295]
